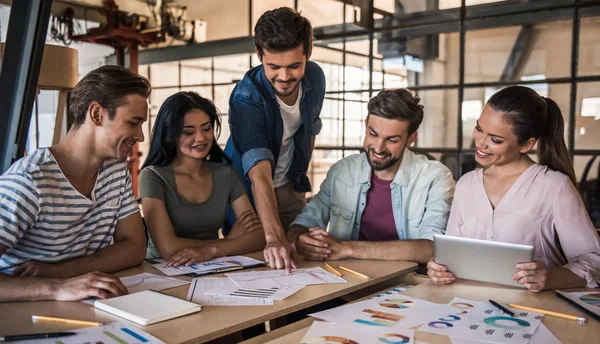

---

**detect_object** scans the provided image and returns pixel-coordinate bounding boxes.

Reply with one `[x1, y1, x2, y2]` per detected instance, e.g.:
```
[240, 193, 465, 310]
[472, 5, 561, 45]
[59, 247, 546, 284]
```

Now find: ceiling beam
[105, 0, 600, 66]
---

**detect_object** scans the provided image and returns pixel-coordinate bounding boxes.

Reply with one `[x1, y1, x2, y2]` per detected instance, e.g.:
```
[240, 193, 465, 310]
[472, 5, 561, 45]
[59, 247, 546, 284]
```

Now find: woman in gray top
[139, 92, 265, 266]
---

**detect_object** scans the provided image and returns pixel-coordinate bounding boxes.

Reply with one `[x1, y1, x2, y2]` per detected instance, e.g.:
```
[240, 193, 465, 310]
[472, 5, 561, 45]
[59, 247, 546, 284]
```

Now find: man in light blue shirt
[288, 89, 455, 264]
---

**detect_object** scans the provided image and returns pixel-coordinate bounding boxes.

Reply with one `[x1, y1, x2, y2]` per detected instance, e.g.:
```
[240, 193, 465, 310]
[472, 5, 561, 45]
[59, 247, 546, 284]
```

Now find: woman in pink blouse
[427, 86, 600, 292]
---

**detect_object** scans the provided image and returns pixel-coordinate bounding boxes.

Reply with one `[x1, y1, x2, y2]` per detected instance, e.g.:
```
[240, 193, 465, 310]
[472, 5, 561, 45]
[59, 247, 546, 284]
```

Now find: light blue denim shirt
[291, 150, 455, 241]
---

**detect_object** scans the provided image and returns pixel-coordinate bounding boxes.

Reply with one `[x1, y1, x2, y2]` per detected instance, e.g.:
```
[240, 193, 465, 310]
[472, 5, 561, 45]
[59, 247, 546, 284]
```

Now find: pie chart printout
[579, 293, 600, 307]
[483, 316, 531, 330]
[300, 336, 359, 344]
[379, 299, 415, 309]
[378, 333, 411, 344]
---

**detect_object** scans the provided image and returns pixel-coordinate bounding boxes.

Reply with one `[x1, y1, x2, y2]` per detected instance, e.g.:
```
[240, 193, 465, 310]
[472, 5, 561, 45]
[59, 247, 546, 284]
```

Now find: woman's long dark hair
[142, 91, 230, 169]
[487, 86, 577, 186]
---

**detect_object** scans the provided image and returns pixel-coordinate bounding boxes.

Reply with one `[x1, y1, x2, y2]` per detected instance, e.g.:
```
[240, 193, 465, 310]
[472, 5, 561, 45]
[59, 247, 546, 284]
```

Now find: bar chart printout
[30, 322, 165, 344]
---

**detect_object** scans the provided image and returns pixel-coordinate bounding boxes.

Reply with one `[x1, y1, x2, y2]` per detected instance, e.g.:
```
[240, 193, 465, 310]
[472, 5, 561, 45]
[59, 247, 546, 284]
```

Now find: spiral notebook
[94, 290, 202, 325]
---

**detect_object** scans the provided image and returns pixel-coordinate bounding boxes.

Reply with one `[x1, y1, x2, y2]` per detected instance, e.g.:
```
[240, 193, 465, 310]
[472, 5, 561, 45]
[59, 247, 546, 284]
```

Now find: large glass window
[137, 0, 599, 211]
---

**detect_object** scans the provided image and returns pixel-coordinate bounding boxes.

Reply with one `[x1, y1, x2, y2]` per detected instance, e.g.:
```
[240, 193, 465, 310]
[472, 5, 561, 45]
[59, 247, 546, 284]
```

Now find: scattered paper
[300, 321, 415, 344]
[449, 323, 560, 344]
[186, 277, 273, 306]
[206, 284, 304, 301]
[420, 297, 543, 344]
[151, 256, 263, 276]
[372, 284, 414, 298]
[555, 290, 600, 319]
[310, 294, 452, 329]
[30, 322, 165, 344]
[226, 267, 347, 289]
[120, 273, 189, 293]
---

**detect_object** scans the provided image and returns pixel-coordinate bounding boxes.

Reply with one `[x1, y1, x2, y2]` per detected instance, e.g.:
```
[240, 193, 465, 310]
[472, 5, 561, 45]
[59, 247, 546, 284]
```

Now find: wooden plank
[52, 90, 68, 145]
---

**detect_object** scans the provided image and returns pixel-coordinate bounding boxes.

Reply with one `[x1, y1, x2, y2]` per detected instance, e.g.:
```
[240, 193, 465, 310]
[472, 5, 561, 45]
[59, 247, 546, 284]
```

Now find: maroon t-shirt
[358, 173, 398, 241]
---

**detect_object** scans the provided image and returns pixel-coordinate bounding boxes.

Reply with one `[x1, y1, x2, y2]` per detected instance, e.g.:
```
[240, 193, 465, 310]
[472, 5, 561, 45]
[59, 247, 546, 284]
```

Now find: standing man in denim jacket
[224, 7, 325, 272]
[288, 89, 454, 264]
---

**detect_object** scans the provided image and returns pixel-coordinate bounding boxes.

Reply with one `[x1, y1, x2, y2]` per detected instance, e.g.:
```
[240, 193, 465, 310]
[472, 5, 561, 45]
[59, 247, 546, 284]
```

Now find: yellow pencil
[337, 265, 370, 280]
[32, 315, 103, 327]
[508, 304, 588, 323]
[324, 263, 343, 277]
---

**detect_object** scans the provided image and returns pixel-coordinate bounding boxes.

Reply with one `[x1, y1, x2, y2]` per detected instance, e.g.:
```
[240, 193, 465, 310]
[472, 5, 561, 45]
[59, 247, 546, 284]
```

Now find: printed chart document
[449, 323, 560, 344]
[310, 294, 452, 329]
[186, 277, 274, 306]
[120, 273, 189, 293]
[226, 267, 347, 289]
[206, 284, 304, 301]
[555, 290, 600, 320]
[299, 321, 414, 344]
[420, 297, 543, 344]
[151, 256, 264, 276]
[32, 322, 165, 344]
[95, 290, 201, 325]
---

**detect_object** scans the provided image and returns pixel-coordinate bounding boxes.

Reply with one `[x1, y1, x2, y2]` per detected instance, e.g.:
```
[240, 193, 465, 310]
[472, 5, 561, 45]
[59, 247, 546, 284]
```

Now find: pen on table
[509, 304, 588, 324]
[0, 332, 76, 342]
[336, 265, 370, 280]
[31, 315, 103, 327]
[215, 266, 245, 273]
[324, 263, 343, 277]
[489, 299, 515, 317]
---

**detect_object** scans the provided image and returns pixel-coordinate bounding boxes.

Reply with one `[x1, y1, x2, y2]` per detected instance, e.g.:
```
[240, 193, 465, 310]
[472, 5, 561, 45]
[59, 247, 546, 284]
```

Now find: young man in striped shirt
[0, 66, 150, 302]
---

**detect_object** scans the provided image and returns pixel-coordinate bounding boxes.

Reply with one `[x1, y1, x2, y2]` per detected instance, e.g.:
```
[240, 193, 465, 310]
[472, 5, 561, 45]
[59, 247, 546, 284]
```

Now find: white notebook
[94, 290, 201, 325]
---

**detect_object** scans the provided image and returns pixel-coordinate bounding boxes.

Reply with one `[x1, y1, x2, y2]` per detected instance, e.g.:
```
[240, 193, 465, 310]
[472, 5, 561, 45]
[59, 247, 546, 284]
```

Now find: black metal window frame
[311, 0, 600, 178]
[125, 0, 600, 180]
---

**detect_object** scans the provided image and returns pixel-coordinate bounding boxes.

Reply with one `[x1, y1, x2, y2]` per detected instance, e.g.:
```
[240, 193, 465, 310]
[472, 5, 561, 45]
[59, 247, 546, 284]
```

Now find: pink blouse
[447, 164, 600, 288]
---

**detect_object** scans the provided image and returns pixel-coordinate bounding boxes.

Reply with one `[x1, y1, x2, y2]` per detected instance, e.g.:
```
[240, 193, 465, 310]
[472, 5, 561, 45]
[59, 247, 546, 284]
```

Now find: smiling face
[473, 105, 535, 167]
[259, 45, 308, 98]
[363, 115, 417, 172]
[177, 109, 214, 161]
[96, 94, 148, 162]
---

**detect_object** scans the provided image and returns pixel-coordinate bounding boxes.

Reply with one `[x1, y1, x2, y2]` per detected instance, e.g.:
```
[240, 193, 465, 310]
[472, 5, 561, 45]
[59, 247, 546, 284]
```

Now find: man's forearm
[251, 174, 285, 242]
[57, 238, 146, 277]
[0, 274, 59, 302]
[345, 239, 433, 264]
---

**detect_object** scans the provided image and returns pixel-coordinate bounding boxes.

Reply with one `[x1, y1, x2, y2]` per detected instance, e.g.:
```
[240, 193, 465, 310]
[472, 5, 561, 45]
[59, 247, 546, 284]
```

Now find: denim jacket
[291, 150, 455, 241]
[224, 61, 326, 196]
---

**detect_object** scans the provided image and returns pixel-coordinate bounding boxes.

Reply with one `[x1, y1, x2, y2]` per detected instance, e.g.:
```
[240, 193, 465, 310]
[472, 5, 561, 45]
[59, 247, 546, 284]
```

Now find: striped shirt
[0, 148, 139, 273]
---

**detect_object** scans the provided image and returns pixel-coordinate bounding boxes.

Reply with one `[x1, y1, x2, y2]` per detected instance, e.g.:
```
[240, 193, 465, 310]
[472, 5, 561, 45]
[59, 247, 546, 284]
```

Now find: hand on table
[264, 237, 297, 273]
[166, 246, 217, 267]
[53, 272, 128, 301]
[298, 228, 350, 261]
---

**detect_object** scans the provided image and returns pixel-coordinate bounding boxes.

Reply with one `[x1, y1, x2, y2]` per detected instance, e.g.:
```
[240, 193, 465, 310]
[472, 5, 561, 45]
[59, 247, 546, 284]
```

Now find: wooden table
[0, 253, 417, 343]
[253, 279, 599, 344]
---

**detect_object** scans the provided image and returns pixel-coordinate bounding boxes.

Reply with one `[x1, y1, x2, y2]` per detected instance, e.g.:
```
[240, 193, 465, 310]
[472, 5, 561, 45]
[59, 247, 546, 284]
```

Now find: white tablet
[434, 234, 534, 287]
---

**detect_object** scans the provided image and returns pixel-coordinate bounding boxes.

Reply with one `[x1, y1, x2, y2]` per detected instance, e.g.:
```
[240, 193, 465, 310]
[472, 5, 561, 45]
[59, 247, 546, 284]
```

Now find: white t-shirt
[273, 85, 303, 187]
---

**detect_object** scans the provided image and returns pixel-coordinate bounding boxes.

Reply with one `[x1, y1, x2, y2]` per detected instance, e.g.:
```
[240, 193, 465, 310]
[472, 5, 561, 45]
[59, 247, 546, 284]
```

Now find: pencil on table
[32, 315, 103, 327]
[324, 263, 343, 277]
[508, 304, 588, 324]
[337, 265, 370, 280]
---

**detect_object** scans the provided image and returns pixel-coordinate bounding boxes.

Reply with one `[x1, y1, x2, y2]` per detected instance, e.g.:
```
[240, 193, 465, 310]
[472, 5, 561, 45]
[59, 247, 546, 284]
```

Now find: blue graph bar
[121, 327, 149, 342]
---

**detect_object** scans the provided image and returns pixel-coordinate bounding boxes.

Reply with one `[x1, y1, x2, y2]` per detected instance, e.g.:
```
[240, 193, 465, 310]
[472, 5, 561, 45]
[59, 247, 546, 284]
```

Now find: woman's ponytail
[537, 97, 577, 186]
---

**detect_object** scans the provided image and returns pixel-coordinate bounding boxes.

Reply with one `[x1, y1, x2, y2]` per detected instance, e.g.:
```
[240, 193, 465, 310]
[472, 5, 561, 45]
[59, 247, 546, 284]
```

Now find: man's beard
[270, 77, 302, 97]
[366, 148, 402, 171]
